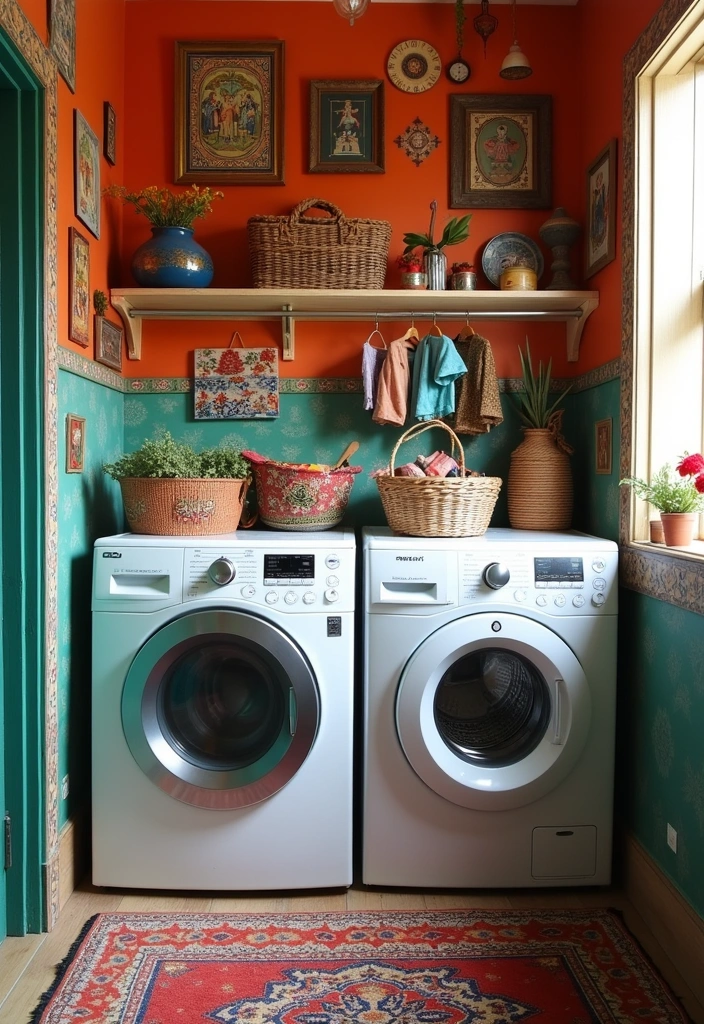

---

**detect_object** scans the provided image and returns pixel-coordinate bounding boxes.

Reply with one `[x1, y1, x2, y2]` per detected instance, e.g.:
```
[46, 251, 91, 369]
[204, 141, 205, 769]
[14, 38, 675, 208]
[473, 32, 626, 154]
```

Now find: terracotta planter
[508, 428, 573, 531]
[660, 512, 696, 547]
[649, 518, 665, 544]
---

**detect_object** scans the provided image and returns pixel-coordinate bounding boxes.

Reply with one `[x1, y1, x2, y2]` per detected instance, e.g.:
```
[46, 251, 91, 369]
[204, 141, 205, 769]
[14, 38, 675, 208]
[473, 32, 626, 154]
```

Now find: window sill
[621, 540, 704, 616]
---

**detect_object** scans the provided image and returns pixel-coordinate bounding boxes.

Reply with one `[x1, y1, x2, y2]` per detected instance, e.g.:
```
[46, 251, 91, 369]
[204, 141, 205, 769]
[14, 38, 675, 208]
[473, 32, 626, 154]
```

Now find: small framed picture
[69, 227, 90, 347]
[450, 94, 552, 209]
[595, 417, 613, 475]
[95, 316, 123, 372]
[65, 414, 86, 473]
[585, 139, 617, 278]
[74, 110, 100, 238]
[49, 0, 76, 93]
[174, 40, 284, 185]
[309, 80, 384, 174]
[103, 101, 116, 165]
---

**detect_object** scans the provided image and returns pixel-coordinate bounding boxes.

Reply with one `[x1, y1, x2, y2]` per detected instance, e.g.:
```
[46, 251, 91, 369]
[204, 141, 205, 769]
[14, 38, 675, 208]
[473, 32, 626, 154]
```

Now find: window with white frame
[632, 1, 704, 549]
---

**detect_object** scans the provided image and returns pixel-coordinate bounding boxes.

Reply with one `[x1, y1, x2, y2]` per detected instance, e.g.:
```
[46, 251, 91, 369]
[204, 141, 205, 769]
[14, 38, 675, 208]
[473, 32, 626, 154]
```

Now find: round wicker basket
[376, 420, 502, 538]
[119, 477, 250, 536]
[507, 429, 573, 530]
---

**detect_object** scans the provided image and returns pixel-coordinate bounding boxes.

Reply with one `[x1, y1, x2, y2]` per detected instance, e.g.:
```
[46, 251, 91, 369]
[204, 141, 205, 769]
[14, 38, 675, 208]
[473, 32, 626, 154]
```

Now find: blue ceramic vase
[131, 226, 214, 287]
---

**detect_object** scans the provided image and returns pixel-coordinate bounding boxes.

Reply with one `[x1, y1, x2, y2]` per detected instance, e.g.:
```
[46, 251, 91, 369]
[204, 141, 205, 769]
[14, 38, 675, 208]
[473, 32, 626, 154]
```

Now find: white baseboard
[624, 832, 704, 1008]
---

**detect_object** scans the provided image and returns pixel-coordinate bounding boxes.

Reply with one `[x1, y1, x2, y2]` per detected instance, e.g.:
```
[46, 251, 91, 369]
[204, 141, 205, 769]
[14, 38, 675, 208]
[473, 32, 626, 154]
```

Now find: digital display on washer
[264, 554, 315, 580]
[534, 556, 583, 582]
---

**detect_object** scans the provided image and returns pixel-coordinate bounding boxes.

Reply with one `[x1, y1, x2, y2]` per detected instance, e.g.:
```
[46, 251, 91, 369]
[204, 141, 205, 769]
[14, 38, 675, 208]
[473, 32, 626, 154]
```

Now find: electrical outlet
[61, 774, 69, 801]
[667, 823, 677, 853]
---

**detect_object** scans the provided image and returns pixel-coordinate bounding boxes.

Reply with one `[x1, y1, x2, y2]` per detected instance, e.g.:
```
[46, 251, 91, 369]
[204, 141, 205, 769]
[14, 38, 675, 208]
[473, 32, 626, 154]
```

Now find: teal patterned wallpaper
[563, 378, 620, 542]
[123, 391, 526, 528]
[57, 369, 124, 829]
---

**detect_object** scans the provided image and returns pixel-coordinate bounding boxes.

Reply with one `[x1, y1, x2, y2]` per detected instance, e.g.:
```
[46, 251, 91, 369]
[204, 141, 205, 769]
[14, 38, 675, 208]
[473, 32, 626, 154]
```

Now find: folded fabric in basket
[424, 452, 459, 477]
[394, 462, 426, 477]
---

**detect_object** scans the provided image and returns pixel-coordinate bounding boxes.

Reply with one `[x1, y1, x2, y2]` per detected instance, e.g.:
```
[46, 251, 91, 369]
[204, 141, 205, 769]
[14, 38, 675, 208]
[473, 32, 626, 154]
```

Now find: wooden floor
[1, 880, 702, 1023]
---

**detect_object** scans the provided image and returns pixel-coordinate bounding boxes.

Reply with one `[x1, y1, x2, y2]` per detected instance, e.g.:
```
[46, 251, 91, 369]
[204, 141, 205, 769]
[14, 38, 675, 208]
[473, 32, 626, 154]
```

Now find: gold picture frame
[65, 414, 86, 473]
[585, 139, 617, 278]
[595, 417, 613, 475]
[175, 40, 284, 185]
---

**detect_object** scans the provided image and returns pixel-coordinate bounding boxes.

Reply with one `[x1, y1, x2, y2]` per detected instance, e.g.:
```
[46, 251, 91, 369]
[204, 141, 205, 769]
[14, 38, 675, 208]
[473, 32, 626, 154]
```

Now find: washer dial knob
[208, 557, 236, 586]
[483, 562, 511, 590]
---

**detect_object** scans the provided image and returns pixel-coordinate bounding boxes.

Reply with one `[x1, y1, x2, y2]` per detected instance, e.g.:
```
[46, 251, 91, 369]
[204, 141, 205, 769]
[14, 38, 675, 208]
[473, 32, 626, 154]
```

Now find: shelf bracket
[282, 304, 294, 360]
[566, 295, 599, 362]
[111, 295, 142, 360]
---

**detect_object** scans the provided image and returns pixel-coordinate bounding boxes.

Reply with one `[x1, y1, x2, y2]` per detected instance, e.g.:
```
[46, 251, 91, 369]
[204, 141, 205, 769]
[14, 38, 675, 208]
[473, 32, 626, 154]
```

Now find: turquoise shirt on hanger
[409, 333, 467, 422]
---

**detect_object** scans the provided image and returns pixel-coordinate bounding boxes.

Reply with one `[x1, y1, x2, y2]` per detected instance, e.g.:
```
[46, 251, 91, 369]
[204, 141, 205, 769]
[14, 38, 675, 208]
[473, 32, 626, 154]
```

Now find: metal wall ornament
[474, 0, 498, 57]
[332, 0, 370, 25]
[394, 118, 440, 167]
[387, 40, 442, 94]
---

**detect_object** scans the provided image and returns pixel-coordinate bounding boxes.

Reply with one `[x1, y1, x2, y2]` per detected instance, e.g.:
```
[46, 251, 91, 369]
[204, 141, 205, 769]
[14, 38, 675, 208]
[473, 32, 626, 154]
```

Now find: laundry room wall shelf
[110, 288, 599, 363]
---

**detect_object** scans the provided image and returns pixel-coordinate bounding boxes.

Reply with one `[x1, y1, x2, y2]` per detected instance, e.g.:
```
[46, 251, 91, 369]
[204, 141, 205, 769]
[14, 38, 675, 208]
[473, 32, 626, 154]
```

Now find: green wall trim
[57, 347, 123, 393]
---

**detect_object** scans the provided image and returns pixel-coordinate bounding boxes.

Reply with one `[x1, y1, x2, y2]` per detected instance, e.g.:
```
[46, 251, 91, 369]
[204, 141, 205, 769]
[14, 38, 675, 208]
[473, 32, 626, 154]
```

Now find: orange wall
[16, 0, 126, 362]
[121, 0, 585, 379]
[575, 0, 665, 373]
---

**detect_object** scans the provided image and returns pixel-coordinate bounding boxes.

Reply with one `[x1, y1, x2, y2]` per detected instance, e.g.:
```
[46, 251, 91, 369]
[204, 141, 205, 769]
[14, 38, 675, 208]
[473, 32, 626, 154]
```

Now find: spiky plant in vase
[508, 340, 574, 531]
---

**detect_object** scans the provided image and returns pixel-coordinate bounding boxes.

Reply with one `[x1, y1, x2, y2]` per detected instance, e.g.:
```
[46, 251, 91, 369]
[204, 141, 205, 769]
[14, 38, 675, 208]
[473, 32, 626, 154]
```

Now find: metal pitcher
[424, 250, 447, 291]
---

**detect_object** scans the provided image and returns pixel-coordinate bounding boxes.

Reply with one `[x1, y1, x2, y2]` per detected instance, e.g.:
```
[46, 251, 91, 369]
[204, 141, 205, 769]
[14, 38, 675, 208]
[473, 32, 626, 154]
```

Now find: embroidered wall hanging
[194, 334, 280, 419]
[394, 118, 440, 166]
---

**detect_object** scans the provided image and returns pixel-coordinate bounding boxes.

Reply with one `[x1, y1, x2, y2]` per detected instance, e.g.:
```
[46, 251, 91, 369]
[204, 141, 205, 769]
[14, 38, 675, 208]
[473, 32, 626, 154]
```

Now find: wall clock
[446, 58, 471, 84]
[387, 40, 442, 94]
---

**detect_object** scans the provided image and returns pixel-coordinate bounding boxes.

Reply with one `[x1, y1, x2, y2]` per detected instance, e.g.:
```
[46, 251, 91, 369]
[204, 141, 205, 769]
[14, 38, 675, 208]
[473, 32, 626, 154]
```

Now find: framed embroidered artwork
[69, 227, 90, 347]
[450, 94, 552, 209]
[595, 417, 613, 475]
[74, 110, 100, 238]
[95, 316, 123, 372]
[65, 414, 86, 473]
[50, 0, 76, 92]
[104, 101, 117, 165]
[309, 80, 384, 173]
[586, 139, 617, 278]
[194, 342, 279, 419]
[175, 40, 284, 185]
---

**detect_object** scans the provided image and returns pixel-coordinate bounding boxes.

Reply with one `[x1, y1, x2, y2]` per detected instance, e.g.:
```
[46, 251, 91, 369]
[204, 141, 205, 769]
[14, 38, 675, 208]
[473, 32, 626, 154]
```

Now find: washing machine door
[396, 612, 590, 811]
[122, 609, 319, 809]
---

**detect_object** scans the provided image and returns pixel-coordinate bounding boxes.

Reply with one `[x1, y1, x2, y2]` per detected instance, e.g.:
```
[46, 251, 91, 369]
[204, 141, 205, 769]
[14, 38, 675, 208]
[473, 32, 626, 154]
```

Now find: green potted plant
[508, 341, 574, 531]
[104, 432, 253, 536]
[402, 199, 471, 290]
[620, 453, 704, 547]
[103, 184, 224, 288]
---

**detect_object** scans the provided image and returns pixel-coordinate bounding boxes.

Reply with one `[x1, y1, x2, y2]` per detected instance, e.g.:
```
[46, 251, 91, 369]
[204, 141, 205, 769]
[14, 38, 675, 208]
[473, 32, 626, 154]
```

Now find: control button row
[265, 590, 317, 605]
[263, 578, 312, 587]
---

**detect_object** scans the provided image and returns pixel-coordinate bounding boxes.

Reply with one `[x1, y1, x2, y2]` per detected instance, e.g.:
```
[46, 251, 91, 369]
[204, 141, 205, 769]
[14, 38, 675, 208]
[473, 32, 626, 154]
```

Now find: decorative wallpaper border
[62, 360, 622, 396]
[1, 0, 61, 927]
[620, 0, 701, 617]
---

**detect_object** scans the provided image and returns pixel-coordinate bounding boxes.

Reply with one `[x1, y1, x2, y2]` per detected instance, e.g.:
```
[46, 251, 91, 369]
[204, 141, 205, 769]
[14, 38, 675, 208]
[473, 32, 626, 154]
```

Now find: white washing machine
[92, 530, 355, 890]
[362, 527, 618, 888]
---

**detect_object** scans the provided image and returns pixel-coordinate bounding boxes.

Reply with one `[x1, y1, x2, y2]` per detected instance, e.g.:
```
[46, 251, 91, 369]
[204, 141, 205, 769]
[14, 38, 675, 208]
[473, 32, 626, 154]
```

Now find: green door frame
[0, 28, 45, 936]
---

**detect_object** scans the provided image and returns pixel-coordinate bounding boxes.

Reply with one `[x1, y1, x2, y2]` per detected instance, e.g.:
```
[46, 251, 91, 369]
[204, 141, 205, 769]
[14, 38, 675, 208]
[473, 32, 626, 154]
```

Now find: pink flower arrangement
[676, 452, 704, 493]
[396, 253, 424, 272]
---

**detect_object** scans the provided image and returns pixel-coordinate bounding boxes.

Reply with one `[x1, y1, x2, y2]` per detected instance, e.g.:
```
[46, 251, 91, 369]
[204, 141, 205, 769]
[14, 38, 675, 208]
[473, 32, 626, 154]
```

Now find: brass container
[500, 266, 537, 290]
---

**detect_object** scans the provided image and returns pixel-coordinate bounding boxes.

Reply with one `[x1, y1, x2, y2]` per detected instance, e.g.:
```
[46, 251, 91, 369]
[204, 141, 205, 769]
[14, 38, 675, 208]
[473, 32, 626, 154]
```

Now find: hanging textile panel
[194, 343, 279, 419]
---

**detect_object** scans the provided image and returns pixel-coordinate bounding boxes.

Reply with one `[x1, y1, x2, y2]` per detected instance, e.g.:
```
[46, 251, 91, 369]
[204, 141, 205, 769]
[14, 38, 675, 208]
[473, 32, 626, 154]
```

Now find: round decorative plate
[387, 40, 442, 93]
[481, 232, 544, 288]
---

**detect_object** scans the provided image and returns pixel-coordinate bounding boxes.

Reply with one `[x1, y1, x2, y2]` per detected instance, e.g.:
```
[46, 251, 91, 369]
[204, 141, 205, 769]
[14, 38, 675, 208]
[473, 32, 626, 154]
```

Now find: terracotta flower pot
[660, 512, 696, 547]
[649, 518, 664, 544]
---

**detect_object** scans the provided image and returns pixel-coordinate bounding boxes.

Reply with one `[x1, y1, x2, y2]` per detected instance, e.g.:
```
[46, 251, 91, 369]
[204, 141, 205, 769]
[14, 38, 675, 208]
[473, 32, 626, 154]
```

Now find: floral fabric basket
[247, 198, 392, 289]
[242, 451, 361, 531]
[376, 421, 502, 538]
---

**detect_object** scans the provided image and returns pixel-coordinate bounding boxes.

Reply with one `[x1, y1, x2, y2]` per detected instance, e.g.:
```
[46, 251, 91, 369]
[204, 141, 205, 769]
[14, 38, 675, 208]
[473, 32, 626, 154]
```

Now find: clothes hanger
[456, 313, 476, 341]
[429, 313, 444, 338]
[400, 314, 420, 344]
[365, 316, 387, 350]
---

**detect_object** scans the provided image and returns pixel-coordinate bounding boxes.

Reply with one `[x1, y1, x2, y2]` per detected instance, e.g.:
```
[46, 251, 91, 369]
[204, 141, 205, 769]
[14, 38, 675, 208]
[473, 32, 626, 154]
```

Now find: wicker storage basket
[119, 477, 250, 536]
[376, 421, 502, 538]
[248, 198, 392, 289]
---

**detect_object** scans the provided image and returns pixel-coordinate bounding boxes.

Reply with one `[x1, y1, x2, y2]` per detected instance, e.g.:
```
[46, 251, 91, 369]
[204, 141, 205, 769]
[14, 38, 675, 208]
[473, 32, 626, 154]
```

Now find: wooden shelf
[110, 287, 599, 363]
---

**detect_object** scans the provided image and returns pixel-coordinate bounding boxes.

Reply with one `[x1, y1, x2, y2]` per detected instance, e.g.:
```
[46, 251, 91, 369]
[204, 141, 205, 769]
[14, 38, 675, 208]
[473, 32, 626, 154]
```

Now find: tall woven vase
[508, 427, 573, 530]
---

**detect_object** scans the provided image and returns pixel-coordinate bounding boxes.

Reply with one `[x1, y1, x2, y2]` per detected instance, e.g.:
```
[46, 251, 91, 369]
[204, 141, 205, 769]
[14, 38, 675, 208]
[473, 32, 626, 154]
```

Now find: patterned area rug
[32, 910, 690, 1023]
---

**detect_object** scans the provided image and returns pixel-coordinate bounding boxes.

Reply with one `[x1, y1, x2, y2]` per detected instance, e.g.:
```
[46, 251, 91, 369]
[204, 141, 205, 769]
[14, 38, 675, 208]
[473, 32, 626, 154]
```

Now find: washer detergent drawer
[531, 825, 597, 878]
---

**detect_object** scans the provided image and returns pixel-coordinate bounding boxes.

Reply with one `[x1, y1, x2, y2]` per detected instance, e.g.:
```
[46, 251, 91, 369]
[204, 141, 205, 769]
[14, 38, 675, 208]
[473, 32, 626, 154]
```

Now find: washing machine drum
[121, 609, 319, 809]
[396, 612, 591, 811]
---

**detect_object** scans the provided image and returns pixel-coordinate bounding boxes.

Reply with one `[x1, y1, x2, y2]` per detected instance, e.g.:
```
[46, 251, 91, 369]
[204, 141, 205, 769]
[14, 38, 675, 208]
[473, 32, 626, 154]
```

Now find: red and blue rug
[32, 909, 690, 1023]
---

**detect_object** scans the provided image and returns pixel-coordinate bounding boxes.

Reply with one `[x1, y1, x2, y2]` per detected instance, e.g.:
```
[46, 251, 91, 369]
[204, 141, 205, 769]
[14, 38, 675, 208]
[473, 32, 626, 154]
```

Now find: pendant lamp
[499, 0, 532, 79]
[333, 0, 370, 25]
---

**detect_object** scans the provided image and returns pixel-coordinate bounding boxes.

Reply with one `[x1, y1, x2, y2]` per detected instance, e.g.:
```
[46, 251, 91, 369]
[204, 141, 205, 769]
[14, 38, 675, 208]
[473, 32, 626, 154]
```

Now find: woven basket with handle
[248, 198, 392, 289]
[376, 420, 502, 538]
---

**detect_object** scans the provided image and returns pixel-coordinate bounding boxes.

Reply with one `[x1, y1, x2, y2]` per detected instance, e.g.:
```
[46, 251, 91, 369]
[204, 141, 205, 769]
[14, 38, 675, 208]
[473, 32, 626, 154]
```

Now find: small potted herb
[620, 454, 704, 547]
[449, 261, 477, 291]
[104, 431, 253, 535]
[402, 200, 472, 290]
[396, 252, 426, 290]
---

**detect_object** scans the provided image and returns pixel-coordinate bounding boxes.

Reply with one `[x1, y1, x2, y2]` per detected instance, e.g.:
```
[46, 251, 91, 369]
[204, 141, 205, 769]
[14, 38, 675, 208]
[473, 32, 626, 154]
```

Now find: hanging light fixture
[473, 0, 498, 58]
[499, 0, 532, 80]
[333, 0, 370, 26]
